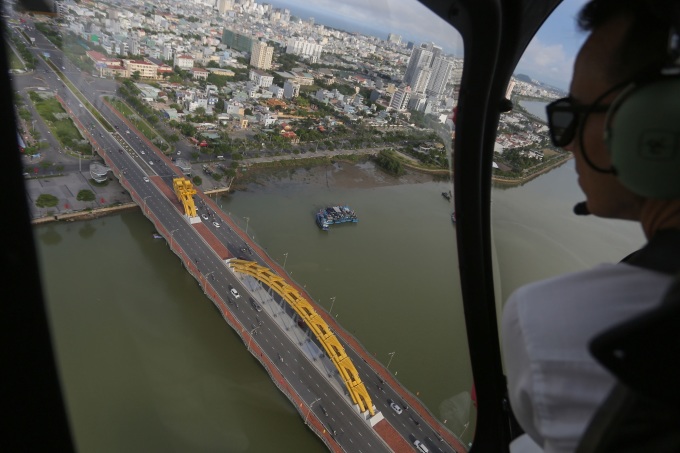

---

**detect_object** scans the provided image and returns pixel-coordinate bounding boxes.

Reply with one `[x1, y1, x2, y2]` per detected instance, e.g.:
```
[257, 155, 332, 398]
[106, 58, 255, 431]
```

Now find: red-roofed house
[156, 62, 174, 76]
[174, 54, 194, 70]
[125, 59, 159, 79]
[190, 67, 209, 80]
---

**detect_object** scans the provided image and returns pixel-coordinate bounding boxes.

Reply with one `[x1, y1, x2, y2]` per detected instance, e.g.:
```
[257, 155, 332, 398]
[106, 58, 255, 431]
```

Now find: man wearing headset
[502, 0, 680, 452]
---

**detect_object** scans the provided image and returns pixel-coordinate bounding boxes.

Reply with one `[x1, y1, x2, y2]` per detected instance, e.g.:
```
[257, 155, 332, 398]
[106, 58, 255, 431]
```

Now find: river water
[35, 159, 644, 452]
[519, 99, 549, 122]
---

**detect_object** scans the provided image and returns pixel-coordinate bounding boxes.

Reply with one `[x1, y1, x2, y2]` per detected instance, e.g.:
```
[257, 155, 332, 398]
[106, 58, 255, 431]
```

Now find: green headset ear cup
[608, 77, 680, 198]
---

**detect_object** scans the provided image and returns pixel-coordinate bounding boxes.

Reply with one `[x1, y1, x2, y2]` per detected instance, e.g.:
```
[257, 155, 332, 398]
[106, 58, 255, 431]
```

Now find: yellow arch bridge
[173, 177, 198, 218]
[227, 259, 375, 416]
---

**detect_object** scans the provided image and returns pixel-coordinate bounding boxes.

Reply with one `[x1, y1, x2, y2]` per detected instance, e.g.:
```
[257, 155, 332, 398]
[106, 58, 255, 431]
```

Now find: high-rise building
[403, 44, 433, 87]
[412, 67, 431, 95]
[429, 43, 443, 63]
[404, 43, 452, 98]
[426, 56, 455, 97]
[387, 33, 402, 44]
[222, 28, 253, 53]
[250, 40, 274, 70]
[505, 80, 516, 99]
[389, 85, 411, 111]
[286, 39, 323, 63]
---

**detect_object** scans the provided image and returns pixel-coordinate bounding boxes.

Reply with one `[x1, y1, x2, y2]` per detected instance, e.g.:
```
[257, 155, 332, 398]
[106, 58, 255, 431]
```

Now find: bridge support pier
[367, 410, 385, 427]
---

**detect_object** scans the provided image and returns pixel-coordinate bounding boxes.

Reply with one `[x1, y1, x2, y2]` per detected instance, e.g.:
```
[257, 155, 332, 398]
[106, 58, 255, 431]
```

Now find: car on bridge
[414, 439, 429, 453]
[143, 176, 149, 183]
[213, 221, 220, 228]
[390, 402, 403, 415]
[230, 288, 241, 299]
[201, 214, 209, 220]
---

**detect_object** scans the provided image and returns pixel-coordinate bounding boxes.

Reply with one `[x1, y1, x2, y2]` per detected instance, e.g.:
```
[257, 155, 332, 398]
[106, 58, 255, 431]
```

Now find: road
[11, 17, 462, 453]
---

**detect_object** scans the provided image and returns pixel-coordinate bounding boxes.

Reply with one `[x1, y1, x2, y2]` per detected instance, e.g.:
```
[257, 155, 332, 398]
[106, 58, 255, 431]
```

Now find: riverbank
[28, 150, 568, 225]
[492, 154, 572, 187]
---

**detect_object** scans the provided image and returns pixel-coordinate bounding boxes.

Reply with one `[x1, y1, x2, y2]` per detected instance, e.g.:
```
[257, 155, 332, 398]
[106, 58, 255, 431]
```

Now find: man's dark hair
[578, 0, 680, 83]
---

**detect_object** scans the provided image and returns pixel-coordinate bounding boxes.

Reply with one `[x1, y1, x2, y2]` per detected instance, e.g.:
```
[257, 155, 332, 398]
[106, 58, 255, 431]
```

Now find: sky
[267, 0, 591, 90]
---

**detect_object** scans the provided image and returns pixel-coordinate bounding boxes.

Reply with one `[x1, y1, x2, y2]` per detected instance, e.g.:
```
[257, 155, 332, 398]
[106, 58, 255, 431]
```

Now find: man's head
[562, 0, 680, 221]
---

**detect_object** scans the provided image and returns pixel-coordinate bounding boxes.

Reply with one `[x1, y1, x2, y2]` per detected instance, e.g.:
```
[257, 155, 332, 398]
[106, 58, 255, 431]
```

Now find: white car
[213, 221, 220, 228]
[149, 160, 153, 165]
[390, 402, 402, 415]
[143, 176, 149, 183]
[230, 288, 241, 299]
[414, 440, 429, 453]
[201, 214, 209, 220]
[140, 149, 145, 154]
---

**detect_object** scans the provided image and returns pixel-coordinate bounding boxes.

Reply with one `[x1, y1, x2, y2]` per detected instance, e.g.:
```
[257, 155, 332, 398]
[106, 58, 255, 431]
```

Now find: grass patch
[28, 91, 92, 155]
[8, 46, 24, 70]
[42, 58, 110, 131]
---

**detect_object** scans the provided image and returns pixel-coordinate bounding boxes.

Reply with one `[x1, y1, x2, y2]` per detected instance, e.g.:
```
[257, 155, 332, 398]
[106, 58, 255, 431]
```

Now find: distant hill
[514, 73, 532, 83]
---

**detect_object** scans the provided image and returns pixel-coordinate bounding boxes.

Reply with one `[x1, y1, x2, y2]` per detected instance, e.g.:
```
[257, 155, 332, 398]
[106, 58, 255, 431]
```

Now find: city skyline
[267, 0, 589, 90]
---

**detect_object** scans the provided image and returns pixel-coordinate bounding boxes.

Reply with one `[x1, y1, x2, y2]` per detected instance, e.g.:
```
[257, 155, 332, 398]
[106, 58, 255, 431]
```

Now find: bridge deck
[194, 222, 231, 260]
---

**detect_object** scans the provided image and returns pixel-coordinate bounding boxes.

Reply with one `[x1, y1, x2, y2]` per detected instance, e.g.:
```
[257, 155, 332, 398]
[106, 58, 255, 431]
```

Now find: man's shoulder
[512, 262, 666, 303]
[505, 262, 673, 356]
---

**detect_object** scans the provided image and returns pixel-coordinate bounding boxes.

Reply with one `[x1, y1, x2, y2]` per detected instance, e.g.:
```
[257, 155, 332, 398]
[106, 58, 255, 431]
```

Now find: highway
[11, 18, 461, 453]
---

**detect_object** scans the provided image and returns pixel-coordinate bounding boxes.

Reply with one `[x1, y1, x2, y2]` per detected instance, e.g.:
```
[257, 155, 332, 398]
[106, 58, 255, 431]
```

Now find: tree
[131, 70, 141, 81]
[76, 190, 95, 202]
[179, 123, 197, 137]
[36, 194, 59, 208]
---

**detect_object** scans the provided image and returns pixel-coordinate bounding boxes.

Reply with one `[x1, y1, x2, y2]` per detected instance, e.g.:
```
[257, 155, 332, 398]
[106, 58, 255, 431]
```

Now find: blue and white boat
[315, 205, 358, 230]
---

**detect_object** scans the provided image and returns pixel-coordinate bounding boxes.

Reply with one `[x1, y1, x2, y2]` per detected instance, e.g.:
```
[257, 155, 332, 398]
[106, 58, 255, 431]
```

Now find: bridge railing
[228, 231, 465, 452]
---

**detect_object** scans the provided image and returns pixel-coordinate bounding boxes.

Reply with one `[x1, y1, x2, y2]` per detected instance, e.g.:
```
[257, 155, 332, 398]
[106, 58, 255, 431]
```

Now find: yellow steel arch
[228, 259, 375, 416]
[173, 177, 198, 218]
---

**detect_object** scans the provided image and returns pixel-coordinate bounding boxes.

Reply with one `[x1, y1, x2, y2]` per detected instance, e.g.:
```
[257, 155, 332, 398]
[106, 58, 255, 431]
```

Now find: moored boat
[315, 205, 358, 230]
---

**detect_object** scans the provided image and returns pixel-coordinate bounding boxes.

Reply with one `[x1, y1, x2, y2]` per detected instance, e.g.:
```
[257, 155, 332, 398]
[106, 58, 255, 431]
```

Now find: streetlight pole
[329, 296, 336, 316]
[283, 252, 288, 270]
[247, 325, 261, 351]
[143, 196, 151, 214]
[460, 421, 470, 438]
[244, 216, 250, 236]
[304, 397, 321, 425]
[170, 229, 178, 249]
[387, 351, 396, 371]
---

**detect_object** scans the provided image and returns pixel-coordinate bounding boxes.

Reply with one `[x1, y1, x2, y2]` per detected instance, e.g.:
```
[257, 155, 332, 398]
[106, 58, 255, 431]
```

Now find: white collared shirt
[502, 263, 672, 452]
